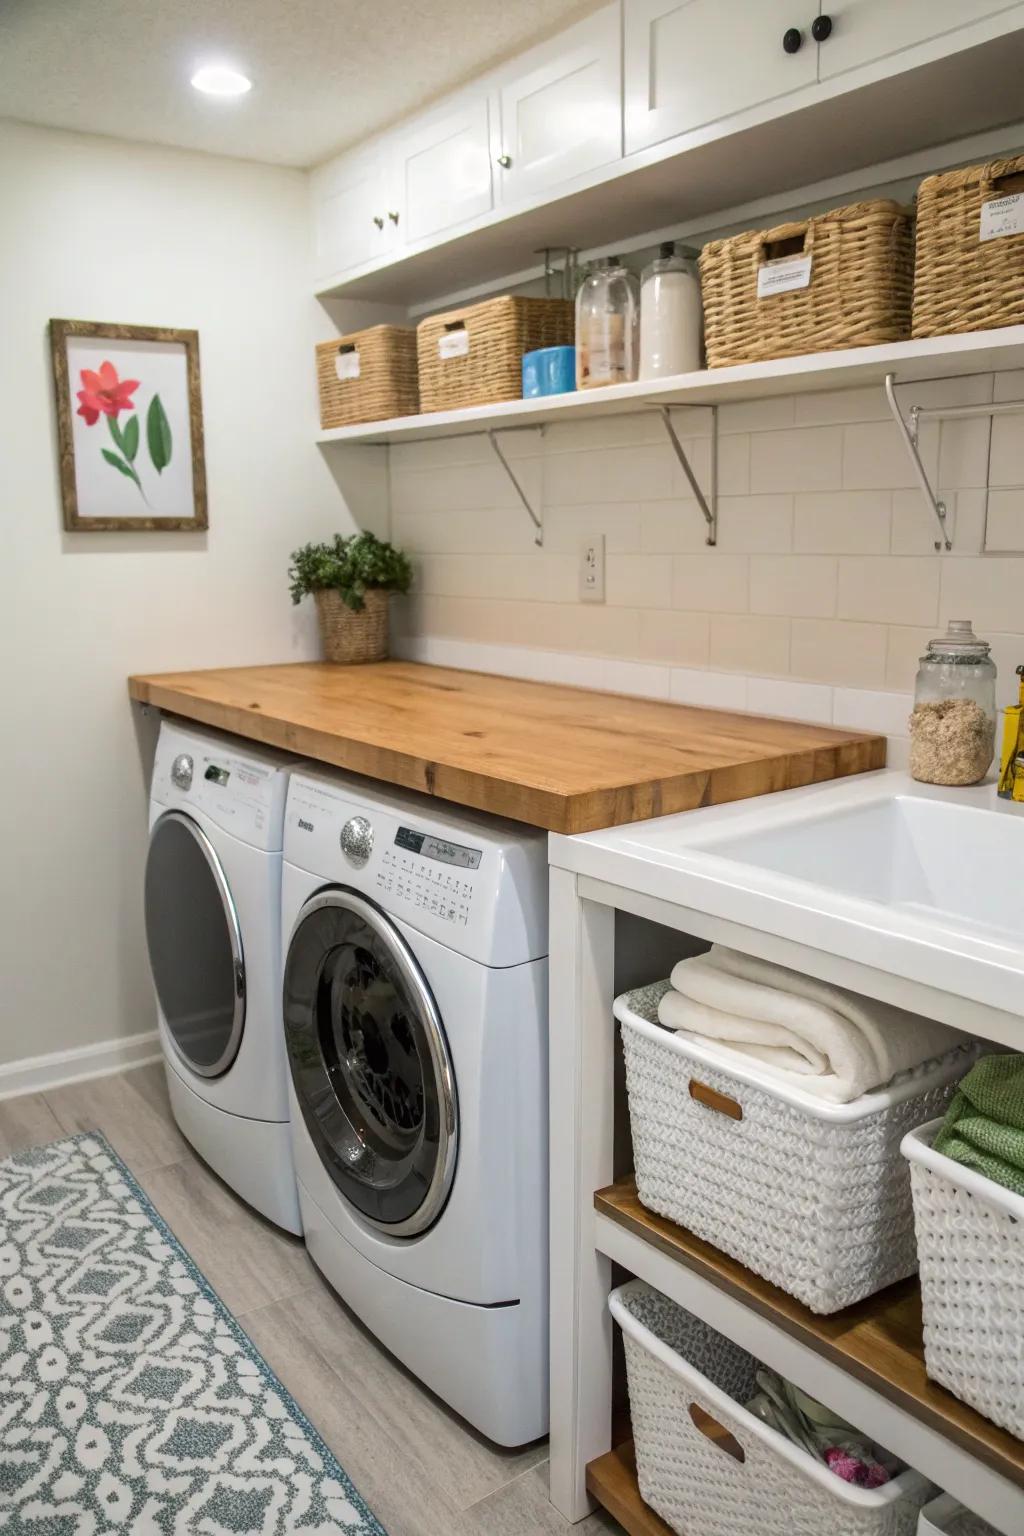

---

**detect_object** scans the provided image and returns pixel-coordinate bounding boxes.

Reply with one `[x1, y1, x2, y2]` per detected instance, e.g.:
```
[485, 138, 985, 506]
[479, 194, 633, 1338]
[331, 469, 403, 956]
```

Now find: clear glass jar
[575, 256, 640, 390]
[639, 241, 703, 379]
[909, 619, 997, 786]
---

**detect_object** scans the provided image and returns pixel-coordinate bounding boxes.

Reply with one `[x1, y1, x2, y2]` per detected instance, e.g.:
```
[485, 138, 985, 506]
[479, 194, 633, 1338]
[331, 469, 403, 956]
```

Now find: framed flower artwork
[50, 319, 208, 531]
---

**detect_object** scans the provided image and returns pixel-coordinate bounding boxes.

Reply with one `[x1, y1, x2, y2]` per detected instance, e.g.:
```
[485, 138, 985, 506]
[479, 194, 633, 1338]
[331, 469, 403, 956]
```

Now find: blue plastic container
[522, 345, 576, 398]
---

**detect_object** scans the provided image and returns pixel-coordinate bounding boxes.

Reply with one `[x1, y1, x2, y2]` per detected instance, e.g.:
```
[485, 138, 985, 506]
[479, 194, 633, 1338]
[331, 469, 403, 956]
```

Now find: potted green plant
[288, 531, 413, 664]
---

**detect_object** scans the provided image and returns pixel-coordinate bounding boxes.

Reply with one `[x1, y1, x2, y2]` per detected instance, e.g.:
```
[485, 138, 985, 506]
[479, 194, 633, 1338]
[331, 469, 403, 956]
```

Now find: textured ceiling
[0, 0, 601, 168]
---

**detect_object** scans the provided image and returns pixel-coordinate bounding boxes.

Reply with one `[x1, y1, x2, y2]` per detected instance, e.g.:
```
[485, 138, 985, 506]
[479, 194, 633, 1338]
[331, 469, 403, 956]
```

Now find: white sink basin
[559, 770, 1024, 1036]
[706, 791, 1020, 942]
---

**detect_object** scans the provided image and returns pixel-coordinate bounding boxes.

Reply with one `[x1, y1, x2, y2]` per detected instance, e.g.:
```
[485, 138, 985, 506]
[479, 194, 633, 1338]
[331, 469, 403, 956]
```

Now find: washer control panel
[375, 827, 482, 927]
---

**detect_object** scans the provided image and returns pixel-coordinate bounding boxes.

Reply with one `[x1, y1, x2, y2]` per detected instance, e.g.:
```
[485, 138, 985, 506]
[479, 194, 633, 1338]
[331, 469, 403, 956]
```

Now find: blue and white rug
[0, 1132, 387, 1534]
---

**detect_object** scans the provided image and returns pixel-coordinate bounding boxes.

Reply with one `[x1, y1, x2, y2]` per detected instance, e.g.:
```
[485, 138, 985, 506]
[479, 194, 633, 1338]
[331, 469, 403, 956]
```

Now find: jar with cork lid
[909, 620, 997, 786]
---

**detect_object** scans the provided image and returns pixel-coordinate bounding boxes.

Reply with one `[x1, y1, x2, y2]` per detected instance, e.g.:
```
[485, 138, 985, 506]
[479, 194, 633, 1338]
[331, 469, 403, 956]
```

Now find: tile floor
[0, 1064, 623, 1536]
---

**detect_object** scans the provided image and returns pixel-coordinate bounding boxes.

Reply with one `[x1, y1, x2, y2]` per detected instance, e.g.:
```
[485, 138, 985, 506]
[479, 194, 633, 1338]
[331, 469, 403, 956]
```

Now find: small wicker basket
[913, 155, 1024, 338]
[417, 295, 574, 413]
[699, 199, 914, 368]
[314, 588, 390, 664]
[316, 326, 418, 429]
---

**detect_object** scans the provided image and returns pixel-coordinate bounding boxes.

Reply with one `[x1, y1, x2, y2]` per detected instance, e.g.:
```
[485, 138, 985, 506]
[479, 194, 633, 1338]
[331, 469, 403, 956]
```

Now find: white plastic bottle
[639, 242, 703, 380]
[575, 256, 640, 390]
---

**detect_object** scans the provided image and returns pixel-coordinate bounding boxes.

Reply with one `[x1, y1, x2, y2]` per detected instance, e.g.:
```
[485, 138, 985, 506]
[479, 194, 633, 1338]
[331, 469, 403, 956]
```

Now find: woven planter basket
[316, 325, 418, 429]
[912, 155, 1024, 337]
[314, 587, 390, 664]
[417, 295, 574, 412]
[699, 199, 914, 368]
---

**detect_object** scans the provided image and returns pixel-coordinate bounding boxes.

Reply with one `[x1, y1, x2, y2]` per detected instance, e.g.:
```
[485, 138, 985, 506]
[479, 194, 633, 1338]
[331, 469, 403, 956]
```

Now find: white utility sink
[559, 770, 1024, 1038]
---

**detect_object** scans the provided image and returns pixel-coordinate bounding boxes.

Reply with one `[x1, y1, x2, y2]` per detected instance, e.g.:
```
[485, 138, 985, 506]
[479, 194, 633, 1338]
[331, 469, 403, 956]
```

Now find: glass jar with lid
[575, 256, 640, 390]
[909, 619, 997, 786]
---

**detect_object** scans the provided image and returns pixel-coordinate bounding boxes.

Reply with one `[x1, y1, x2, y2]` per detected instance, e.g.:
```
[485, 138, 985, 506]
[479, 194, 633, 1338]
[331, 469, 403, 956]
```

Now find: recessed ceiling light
[191, 64, 252, 97]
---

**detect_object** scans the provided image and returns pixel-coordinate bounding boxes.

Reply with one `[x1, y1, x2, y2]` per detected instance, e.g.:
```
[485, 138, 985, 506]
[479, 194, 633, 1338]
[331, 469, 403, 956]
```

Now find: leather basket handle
[689, 1404, 745, 1462]
[689, 1078, 743, 1121]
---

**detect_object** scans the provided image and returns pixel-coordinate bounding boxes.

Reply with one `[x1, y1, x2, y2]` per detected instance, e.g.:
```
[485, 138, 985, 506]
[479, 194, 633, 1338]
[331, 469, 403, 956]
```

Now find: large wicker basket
[316, 326, 418, 429]
[417, 295, 573, 412]
[699, 199, 914, 368]
[314, 588, 390, 664]
[912, 155, 1024, 337]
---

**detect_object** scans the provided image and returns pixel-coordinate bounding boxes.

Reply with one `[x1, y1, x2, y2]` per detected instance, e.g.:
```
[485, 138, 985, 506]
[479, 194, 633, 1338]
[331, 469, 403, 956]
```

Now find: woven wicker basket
[316, 326, 418, 429]
[417, 295, 574, 413]
[314, 588, 390, 664]
[912, 155, 1024, 337]
[699, 199, 914, 368]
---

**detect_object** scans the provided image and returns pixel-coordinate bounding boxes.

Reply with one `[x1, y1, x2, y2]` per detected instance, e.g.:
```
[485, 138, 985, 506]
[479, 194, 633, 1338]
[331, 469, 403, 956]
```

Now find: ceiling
[0, 0, 600, 168]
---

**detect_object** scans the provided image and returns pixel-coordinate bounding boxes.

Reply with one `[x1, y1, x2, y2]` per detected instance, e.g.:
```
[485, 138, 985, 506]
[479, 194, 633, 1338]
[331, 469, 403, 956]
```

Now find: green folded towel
[934, 1053, 1024, 1199]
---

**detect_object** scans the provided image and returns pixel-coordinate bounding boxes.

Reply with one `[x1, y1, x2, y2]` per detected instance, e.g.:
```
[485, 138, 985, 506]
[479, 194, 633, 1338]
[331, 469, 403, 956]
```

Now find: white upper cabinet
[396, 93, 494, 245]
[311, 140, 399, 280]
[494, 4, 622, 207]
[815, 0, 1021, 79]
[624, 0, 820, 155]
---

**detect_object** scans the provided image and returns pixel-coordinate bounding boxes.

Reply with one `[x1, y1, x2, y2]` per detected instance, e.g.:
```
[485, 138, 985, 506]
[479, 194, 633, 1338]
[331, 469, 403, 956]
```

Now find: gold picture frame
[50, 318, 208, 532]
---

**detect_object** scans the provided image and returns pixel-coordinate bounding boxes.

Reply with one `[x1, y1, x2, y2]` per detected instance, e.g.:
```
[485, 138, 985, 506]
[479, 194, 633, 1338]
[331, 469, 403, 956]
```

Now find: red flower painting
[75, 360, 172, 504]
[76, 361, 139, 425]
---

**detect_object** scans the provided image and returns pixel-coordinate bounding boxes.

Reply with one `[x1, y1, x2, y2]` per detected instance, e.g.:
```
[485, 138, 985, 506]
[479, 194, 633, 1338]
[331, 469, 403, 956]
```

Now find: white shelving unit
[316, 327, 1024, 446]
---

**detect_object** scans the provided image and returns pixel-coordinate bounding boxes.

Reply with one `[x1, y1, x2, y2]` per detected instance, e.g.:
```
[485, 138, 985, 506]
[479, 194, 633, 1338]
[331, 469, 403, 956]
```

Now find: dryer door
[283, 887, 458, 1237]
[144, 810, 246, 1078]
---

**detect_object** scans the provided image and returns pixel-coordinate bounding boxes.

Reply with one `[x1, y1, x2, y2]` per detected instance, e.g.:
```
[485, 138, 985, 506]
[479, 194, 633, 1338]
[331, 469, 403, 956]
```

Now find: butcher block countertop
[128, 661, 886, 834]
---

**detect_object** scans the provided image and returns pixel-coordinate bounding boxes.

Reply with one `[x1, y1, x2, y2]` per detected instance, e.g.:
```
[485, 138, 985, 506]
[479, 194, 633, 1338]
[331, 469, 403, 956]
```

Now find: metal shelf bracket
[651, 403, 718, 546]
[884, 373, 952, 552]
[487, 428, 544, 546]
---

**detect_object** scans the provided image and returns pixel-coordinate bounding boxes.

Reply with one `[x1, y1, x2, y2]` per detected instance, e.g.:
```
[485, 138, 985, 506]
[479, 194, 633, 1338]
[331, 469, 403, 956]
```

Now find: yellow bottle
[997, 665, 1024, 801]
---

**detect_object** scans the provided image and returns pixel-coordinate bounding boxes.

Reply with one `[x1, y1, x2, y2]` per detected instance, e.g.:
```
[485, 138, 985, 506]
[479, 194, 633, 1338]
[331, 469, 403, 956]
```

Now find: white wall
[388, 374, 1024, 761]
[0, 119, 353, 1069]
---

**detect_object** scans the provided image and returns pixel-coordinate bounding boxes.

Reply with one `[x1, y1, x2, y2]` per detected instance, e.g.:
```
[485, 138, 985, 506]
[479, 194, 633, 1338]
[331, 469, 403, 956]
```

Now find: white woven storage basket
[902, 1121, 1024, 1439]
[617, 981, 975, 1313]
[918, 1492, 1001, 1536]
[611, 1280, 932, 1536]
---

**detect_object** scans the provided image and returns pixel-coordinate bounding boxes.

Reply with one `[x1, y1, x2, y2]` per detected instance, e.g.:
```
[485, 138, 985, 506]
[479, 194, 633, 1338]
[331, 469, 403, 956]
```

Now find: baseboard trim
[0, 1031, 162, 1101]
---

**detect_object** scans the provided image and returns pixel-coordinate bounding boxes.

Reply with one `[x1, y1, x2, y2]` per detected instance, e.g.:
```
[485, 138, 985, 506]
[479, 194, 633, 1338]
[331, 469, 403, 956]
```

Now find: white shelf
[316, 327, 1024, 446]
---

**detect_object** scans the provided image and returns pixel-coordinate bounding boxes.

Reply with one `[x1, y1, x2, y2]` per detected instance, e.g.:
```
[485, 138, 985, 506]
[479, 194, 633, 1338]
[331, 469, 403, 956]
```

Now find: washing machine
[144, 719, 301, 1234]
[280, 767, 549, 1446]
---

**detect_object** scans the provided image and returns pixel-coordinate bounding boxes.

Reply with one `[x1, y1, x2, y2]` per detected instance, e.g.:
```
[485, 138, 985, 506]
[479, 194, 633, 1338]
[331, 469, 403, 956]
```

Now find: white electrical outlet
[579, 534, 605, 603]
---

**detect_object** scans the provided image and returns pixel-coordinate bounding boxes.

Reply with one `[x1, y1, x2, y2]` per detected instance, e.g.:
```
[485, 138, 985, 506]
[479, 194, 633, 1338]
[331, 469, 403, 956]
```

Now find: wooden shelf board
[316, 328, 1024, 446]
[596, 1178, 1024, 1491]
[586, 1442, 674, 1536]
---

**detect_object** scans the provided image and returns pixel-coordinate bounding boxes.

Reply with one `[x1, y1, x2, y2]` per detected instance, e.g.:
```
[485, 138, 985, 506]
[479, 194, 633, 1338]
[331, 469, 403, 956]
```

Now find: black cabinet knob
[811, 13, 833, 41]
[783, 26, 803, 52]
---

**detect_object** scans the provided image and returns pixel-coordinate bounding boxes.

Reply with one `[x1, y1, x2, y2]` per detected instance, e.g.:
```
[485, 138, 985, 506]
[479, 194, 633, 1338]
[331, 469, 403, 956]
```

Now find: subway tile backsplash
[388, 371, 1024, 752]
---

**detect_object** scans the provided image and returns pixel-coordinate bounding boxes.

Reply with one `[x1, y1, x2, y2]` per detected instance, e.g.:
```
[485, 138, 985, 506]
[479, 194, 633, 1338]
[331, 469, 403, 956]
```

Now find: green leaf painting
[102, 448, 138, 480]
[147, 394, 172, 474]
[122, 413, 139, 462]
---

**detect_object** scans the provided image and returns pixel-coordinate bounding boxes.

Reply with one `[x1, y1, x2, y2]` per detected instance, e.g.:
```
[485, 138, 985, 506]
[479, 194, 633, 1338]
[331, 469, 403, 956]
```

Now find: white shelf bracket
[487, 428, 544, 546]
[884, 372, 952, 552]
[652, 404, 718, 546]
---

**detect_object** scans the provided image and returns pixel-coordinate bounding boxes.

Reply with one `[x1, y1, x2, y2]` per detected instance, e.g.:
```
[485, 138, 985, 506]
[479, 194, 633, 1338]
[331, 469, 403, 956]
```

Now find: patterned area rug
[0, 1133, 387, 1534]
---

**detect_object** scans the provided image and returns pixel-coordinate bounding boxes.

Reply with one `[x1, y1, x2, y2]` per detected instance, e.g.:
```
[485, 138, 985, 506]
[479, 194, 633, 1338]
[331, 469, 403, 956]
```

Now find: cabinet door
[624, 0, 819, 155]
[495, 4, 622, 208]
[311, 141, 397, 281]
[816, 0, 1021, 79]
[396, 94, 493, 245]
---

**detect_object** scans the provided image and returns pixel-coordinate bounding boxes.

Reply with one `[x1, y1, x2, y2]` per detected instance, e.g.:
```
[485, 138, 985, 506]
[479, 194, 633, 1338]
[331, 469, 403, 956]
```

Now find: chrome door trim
[288, 886, 458, 1237]
[147, 809, 246, 1079]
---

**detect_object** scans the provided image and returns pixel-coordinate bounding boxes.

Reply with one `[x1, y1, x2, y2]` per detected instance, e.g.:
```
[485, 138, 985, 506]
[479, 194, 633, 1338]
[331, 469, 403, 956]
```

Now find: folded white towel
[657, 945, 969, 1103]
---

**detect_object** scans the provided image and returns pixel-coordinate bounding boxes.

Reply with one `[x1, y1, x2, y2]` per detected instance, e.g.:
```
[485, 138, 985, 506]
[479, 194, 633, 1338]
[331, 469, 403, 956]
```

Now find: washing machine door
[144, 810, 246, 1078]
[283, 887, 457, 1237]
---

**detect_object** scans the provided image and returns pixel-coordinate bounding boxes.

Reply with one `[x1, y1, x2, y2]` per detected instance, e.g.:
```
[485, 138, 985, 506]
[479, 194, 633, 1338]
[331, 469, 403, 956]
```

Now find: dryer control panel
[284, 771, 547, 967]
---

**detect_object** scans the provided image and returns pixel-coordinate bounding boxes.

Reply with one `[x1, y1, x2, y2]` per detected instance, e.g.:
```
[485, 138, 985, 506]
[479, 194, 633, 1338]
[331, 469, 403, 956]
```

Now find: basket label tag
[335, 349, 360, 380]
[980, 193, 1024, 242]
[439, 330, 470, 359]
[757, 253, 812, 297]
